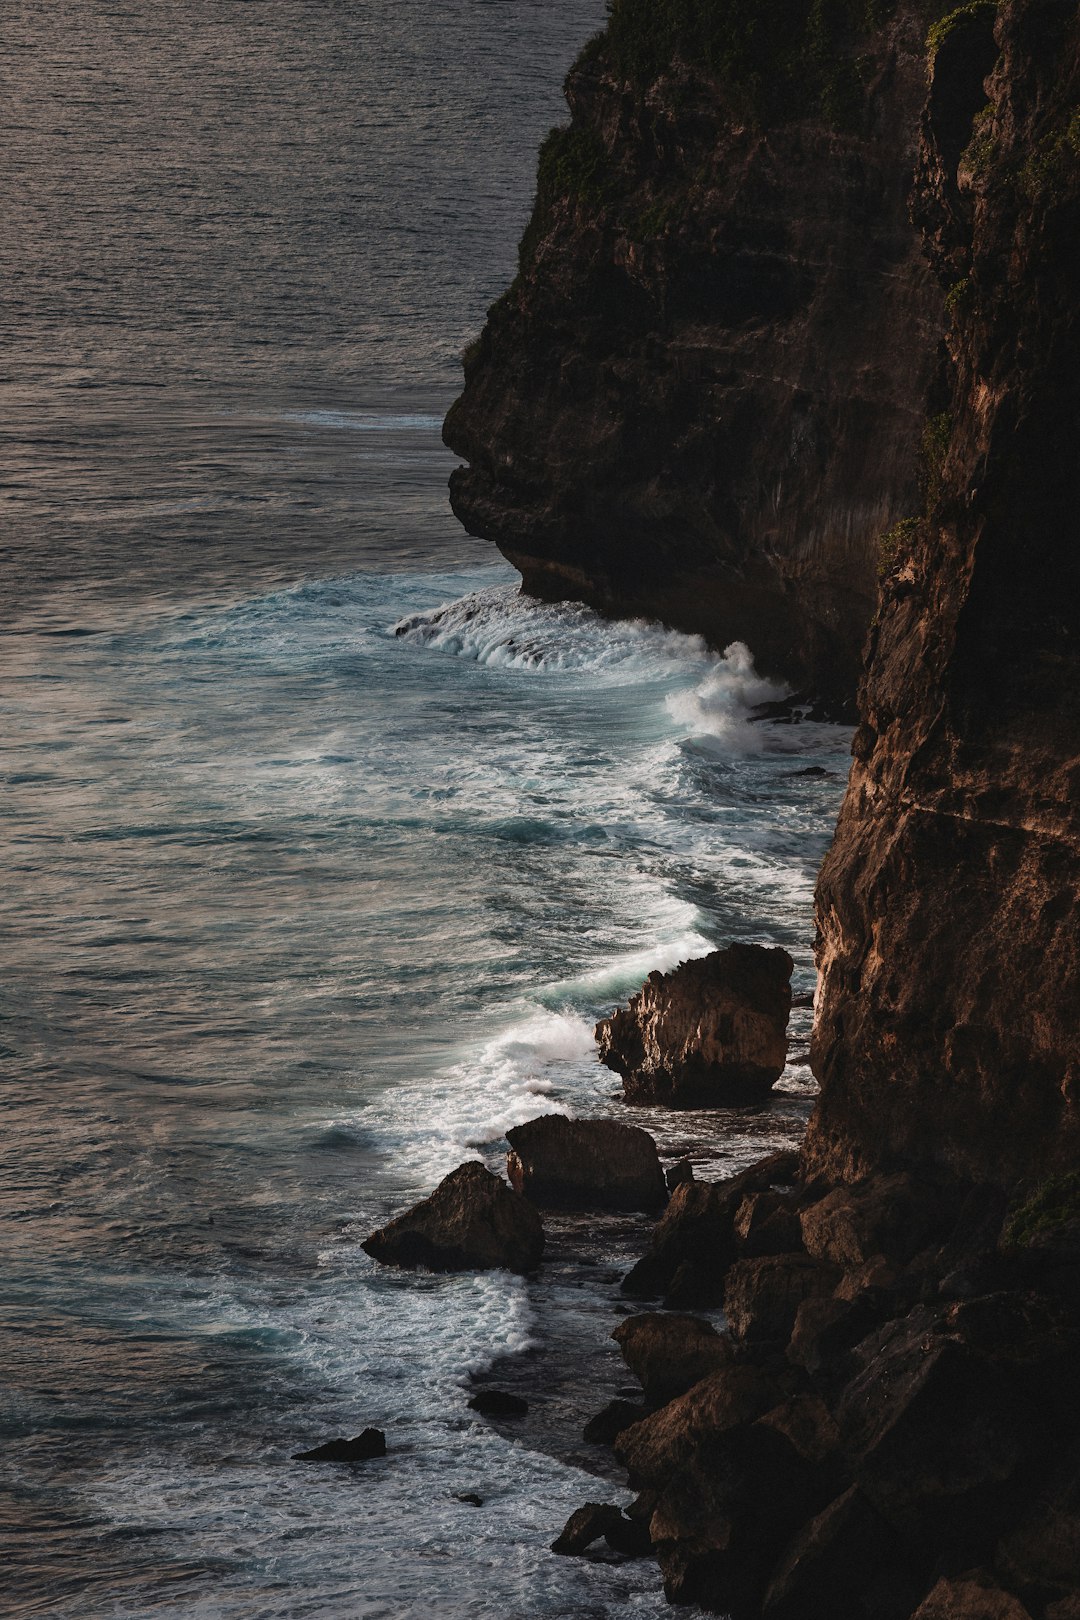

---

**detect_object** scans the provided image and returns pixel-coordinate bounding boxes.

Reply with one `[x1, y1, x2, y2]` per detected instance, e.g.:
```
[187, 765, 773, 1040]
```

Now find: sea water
[0, 5, 850, 1615]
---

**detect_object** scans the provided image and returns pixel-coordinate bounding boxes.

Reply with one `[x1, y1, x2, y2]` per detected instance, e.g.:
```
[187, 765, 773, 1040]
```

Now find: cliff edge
[444, 0, 947, 713]
[809, 0, 1080, 1186]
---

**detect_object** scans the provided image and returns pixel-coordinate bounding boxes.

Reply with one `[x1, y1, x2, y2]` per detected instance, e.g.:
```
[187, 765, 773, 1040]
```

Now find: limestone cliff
[444, 1, 947, 714]
[809, 0, 1080, 1187]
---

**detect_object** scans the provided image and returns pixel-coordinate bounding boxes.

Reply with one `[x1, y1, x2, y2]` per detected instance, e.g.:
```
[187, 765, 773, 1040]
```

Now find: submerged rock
[293, 1428, 386, 1462]
[361, 1161, 544, 1274]
[505, 1113, 666, 1212]
[595, 945, 793, 1106]
[467, 1389, 528, 1416]
[583, 1397, 647, 1445]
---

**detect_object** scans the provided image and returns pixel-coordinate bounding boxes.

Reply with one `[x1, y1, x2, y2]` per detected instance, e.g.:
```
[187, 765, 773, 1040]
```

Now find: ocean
[0, 4, 851, 1615]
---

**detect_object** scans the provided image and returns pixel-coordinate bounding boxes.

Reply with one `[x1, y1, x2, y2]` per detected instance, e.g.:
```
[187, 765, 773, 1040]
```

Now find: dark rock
[666, 1158, 694, 1192]
[724, 1255, 841, 1348]
[615, 1363, 786, 1490]
[835, 1315, 1037, 1545]
[622, 1151, 801, 1302]
[799, 1174, 957, 1269]
[583, 1398, 646, 1446]
[468, 1389, 528, 1417]
[664, 1259, 722, 1310]
[551, 1501, 625, 1556]
[505, 1113, 665, 1212]
[788, 1292, 888, 1384]
[734, 1190, 804, 1258]
[456, 1492, 484, 1506]
[443, 6, 942, 713]
[611, 1312, 731, 1407]
[596, 945, 794, 1106]
[604, 1512, 654, 1558]
[909, 1575, 1035, 1620]
[293, 1428, 386, 1463]
[648, 1420, 831, 1615]
[763, 1486, 913, 1620]
[362, 1161, 544, 1274]
[806, 0, 1080, 1193]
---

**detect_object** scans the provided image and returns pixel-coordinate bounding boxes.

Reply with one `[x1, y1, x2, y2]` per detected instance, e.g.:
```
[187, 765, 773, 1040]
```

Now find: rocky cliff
[809, 0, 1080, 1187]
[444, 0, 948, 713]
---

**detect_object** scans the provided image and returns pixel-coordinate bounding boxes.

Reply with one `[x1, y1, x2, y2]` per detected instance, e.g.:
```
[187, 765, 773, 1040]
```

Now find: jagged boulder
[622, 1150, 800, 1303]
[505, 1113, 665, 1212]
[596, 945, 794, 1106]
[724, 1255, 841, 1347]
[293, 1428, 386, 1462]
[909, 1576, 1035, 1620]
[611, 1312, 732, 1407]
[362, 1161, 544, 1274]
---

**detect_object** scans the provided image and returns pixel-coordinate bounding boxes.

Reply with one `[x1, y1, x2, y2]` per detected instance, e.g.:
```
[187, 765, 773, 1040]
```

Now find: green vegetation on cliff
[602, 0, 896, 124]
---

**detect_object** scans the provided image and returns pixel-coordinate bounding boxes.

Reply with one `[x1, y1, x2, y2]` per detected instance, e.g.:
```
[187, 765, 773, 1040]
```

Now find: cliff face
[444, 4, 946, 713]
[809, 0, 1080, 1187]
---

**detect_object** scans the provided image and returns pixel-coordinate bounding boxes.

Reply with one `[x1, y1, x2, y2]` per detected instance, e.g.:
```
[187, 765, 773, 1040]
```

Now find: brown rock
[836, 1314, 1035, 1544]
[647, 1420, 829, 1615]
[550, 1501, 625, 1556]
[595, 945, 794, 1106]
[615, 1362, 784, 1488]
[611, 1312, 731, 1407]
[621, 1150, 800, 1302]
[806, 0, 1080, 1193]
[361, 1161, 544, 1274]
[909, 1576, 1034, 1620]
[724, 1255, 841, 1347]
[505, 1113, 665, 1212]
[763, 1486, 912, 1620]
[798, 1174, 956, 1269]
[443, 6, 942, 713]
[735, 1190, 804, 1257]
[583, 1397, 646, 1446]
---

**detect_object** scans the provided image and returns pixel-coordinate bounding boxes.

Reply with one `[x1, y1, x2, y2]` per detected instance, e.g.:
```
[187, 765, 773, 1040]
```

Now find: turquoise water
[0, 4, 850, 1614]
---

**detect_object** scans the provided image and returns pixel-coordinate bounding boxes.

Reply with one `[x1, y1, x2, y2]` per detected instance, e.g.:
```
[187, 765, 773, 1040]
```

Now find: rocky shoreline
[325, 0, 1080, 1612]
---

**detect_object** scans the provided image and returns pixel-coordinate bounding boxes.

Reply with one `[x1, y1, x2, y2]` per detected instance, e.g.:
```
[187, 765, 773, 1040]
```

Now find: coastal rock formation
[622, 1151, 800, 1305]
[444, 1, 946, 711]
[807, 0, 1080, 1189]
[293, 1429, 386, 1463]
[595, 946, 794, 1106]
[611, 1312, 731, 1406]
[361, 1161, 544, 1274]
[505, 1113, 666, 1211]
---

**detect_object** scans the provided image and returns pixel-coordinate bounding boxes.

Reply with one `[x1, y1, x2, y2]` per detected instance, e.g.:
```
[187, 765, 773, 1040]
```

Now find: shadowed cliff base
[444, 0, 959, 715]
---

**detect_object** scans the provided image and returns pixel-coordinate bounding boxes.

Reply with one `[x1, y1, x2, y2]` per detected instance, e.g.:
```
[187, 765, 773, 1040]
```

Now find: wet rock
[505, 1113, 666, 1212]
[595, 945, 794, 1106]
[583, 1398, 646, 1445]
[456, 1492, 484, 1507]
[611, 1312, 731, 1407]
[468, 1389, 528, 1416]
[622, 1151, 800, 1303]
[362, 1161, 544, 1275]
[909, 1575, 1035, 1620]
[551, 1501, 625, 1555]
[725, 1255, 841, 1347]
[293, 1428, 386, 1462]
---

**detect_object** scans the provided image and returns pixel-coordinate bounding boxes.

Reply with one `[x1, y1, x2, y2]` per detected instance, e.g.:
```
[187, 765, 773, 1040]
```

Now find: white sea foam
[390, 583, 716, 679]
[666, 639, 789, 749]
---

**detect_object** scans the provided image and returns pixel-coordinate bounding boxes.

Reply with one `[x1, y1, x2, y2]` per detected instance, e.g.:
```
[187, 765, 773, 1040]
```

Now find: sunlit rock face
[443, 4, 945, 717]
[808, 0, 1080, 1188]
